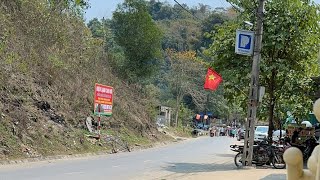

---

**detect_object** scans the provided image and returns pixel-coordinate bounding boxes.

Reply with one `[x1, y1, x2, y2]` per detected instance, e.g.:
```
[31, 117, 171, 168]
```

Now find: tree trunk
[175, 106, 179, 127]
[268, 99, 275, 139]
[175, 93, 181, 127]
[268, 70, 276, 140]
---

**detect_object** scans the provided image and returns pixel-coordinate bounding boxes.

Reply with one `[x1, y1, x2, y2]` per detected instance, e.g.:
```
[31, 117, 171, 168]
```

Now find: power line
[224, 0, 263, 23]
[173, 0, 201, 20]
[218, 0, 229, 7]
[225, 0, 243, 12]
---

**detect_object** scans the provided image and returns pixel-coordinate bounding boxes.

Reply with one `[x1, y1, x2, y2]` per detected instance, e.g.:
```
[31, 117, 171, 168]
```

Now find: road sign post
[97, 104, 101, 139]
[94, 84, 113, 116]
[94, 84, 113, 139]
[241, 0, 266, 166]
[235, 30, 255, 56]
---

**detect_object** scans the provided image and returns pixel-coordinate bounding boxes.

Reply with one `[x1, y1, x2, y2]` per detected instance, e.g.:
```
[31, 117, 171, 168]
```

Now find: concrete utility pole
[242, 0, 266, 166]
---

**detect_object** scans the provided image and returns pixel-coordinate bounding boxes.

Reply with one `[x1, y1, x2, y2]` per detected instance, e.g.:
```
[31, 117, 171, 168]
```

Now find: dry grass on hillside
[0, 0, 168, 160]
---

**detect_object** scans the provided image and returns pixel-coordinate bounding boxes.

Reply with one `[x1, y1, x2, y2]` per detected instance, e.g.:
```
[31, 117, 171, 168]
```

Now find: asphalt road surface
[0, 136, 241, 180]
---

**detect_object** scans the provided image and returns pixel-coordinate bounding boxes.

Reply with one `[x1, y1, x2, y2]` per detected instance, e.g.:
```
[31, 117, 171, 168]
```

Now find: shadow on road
[163, 162, 237, 173]
[260, 174, 286, 180]
[215, 154, 236, 158]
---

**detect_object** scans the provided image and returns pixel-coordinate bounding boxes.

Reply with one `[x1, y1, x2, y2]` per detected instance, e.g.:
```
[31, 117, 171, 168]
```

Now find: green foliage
[198, 12, 229, 49]
[0, 121, 22, 158]
[311, 76, 320, 101]
[206, 0, 320, 125]
[158, 19, 201, 51]
[87, 18, 105, 38]
[160, 50, 230, 123]
[86, 17, 128, 80]
[47, 0, 89, 17]
[205, 20, 251, 110]
[166, 50, 206, 110]
[148, 1, 235, 52]
[148, 0, 174, 20]
[142, 84, 161, 121]
[82, 1, 235, 122]
[178, 103, 193, 127]
[148, 0, 194, 20]
[0, 0, 167, 159]
[112, 0, 163, 82]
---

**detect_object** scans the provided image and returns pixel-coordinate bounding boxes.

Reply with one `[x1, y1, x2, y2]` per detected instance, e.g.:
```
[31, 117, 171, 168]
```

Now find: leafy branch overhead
[206, 0, 320, 129]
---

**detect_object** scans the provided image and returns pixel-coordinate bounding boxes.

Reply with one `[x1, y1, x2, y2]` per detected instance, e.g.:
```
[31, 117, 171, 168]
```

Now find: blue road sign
[235, 30, 255, 56]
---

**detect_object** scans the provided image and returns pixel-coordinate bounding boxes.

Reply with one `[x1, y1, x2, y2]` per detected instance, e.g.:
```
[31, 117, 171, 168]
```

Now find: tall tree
[112, 0, 163, 82]
[87, 18, 104, 38]
[166, 50, 221, 126]
[47, 0, 89, 16]
[153, 49, 230, 124]
[206, 0, 320, 137]
[159, 19, 201, 51]
[196, 11, 229, 50]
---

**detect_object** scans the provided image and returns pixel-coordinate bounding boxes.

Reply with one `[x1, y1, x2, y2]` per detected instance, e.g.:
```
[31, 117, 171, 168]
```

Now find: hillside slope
[0, 1, 170, 160]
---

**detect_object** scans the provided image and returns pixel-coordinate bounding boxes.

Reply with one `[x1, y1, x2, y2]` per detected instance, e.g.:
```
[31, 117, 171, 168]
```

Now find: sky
[84, 0, 230, 21]
[84, 0, 320, 22]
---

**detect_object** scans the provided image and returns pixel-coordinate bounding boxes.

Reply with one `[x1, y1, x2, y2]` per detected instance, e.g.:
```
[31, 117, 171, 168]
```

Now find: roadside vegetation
[0, 0, 319, 160]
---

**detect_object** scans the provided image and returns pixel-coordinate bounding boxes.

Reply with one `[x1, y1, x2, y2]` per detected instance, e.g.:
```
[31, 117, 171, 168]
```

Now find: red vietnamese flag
[204, 68, 223, 91]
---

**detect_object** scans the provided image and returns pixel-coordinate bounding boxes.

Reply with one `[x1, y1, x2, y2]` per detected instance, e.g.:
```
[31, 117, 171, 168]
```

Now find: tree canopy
[112, 0, 163, 82]
[86, 1, 252, 124]
[206, 0, 320, 135]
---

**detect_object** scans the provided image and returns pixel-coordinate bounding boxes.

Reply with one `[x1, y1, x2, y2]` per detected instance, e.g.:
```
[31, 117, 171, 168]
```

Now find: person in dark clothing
[292, 127, 303, 143]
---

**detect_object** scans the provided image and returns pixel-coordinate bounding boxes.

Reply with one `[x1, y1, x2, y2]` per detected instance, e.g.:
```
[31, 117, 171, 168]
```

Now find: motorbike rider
[291, 127, 303, 144]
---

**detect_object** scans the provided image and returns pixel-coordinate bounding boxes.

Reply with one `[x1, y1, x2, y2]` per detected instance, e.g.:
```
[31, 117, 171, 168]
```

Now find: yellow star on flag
[209, 74, 215, 80]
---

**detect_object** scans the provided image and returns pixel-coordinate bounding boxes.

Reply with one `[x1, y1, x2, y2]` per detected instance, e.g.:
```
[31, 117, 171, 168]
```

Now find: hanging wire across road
[173, 0, 201, 20]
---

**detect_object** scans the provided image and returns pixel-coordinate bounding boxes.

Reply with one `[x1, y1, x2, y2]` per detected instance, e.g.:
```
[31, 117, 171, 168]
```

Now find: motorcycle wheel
[303, 146, 313, 162]
[272, 153, 286, 169]
[234, 152, 243, 167]
[255, 162, 265, 166]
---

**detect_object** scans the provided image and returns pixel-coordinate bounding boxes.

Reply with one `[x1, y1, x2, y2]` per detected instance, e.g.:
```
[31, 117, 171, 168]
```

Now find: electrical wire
[173, 0, 201, 20]
[224, 0, 243, 12]
[218, 0, 229, 8]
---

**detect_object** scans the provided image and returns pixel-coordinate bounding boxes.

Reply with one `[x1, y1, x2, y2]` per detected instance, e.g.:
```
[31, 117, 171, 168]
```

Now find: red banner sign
[94, 83, 113, 116]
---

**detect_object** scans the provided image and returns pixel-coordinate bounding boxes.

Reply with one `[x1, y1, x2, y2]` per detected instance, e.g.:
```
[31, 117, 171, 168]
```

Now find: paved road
[0, 136, 280, 180]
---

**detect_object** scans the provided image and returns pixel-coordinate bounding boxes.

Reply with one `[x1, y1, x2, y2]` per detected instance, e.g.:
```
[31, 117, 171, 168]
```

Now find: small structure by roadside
[156, 106, 172, 127]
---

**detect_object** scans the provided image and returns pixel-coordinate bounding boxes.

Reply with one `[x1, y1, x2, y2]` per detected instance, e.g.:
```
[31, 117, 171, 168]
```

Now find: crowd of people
[210, 126, 240, 137]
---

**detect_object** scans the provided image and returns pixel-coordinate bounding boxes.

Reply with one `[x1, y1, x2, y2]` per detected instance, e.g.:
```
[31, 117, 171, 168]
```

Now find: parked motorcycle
[302, 137, 318, 161]
[230, 139, 286, 169]
[281, 136, 318, 162]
